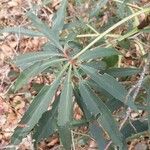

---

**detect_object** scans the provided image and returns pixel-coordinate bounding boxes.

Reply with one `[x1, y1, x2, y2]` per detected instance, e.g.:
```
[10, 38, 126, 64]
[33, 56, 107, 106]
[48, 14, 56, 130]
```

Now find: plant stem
[73, 7, 150, 60]
[86, 24, 99, 34]
[77, 33, 120, 38]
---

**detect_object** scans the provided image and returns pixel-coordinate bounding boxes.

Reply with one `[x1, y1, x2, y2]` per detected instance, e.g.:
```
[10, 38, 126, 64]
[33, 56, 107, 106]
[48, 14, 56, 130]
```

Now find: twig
[0, 145, 18, 149]
[71, 130, 75, 150]
[27, 133, 35, 150]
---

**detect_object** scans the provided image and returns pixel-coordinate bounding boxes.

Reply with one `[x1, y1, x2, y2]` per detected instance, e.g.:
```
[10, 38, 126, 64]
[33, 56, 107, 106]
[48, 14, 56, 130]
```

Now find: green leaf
[142, 76, 150, 95]
[116, 0, 131, 19]
[42, 0, 52, 5]
[33, 96, 59, 142]
[121, 120, 148, 139]
[65, 32, 78, 44]
[79, 47, 120, 61]
[142, 27, 150, 33]
[57, 65, 73, 150]
[79, 81, 100, 117]
[90, 0, 109, 17]
[63, 20, 84, 30]
[0, 27, 43, 37]
[142, 76, 150, 132]
[103, 55, 119, 67]
[106, 98, 124, 113]
[11, 65, 67, 145]
[32, 83, 45, 92]
[71, 119, 88, 127]
[26, 11, 62, 49]
[87, 79, 113, 100]
[118, 39, 130, 49]
[42, 42, 59, 53]
[85, 60, 106, 70]
[104, 68, 140, 77]
[52, 0, 67, 36]
[14, 51, 62, 69]
[12, 58, 65, 92]
[74, 87, 93, 120]
[81, 65, 137, 110]
[89, 122, 106, 149]
[87, 85, 125, 149]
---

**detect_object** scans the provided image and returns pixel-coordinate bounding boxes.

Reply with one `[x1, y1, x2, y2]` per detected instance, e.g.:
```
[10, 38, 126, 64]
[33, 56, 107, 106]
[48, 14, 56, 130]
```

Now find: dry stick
[0, 145, 18, 149]
[27, 133, 35, 150]
[104, 53, 150, 150]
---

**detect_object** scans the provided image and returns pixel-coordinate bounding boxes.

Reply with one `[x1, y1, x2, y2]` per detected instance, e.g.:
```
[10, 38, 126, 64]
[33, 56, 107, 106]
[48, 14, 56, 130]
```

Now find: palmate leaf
[81, 65, 137, 110]
[33, 96, 60, 142]
[79, 82, 125, 149]
[57, 65, 73, 150]
[14, 51, 63, 69]
[10, 65, 67, 145]
[79, 47, 120, 61]
[26, 11, 62, 49]
[12, 58, 65, 92]
[0, 27, 43, 37]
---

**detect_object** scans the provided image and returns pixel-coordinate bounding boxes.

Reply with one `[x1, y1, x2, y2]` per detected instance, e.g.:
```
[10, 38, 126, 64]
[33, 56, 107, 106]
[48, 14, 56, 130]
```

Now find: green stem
[117, 28, 139, 41]
[73, 7, 150, 59]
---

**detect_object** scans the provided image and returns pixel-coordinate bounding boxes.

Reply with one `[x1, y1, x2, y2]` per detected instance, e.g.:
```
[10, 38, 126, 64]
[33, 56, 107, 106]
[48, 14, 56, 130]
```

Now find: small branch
[27, 133, 35, 150]
[71, 130, 75, 150]
[0, 145, 18, 149]
[86, 24, 99, 34]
